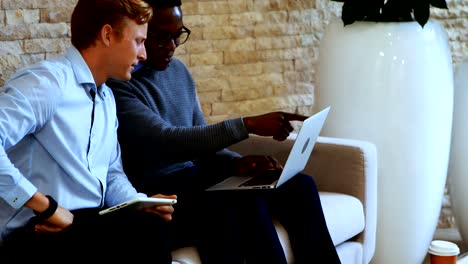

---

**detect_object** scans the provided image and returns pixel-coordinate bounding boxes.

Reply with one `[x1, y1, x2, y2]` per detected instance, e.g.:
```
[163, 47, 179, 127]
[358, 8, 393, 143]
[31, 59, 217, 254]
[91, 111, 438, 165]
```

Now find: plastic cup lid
[428, 240, 460, 256]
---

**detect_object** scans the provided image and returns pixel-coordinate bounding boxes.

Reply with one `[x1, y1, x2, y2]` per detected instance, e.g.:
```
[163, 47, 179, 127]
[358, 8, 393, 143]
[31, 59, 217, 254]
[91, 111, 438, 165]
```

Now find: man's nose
[138, 47, 147, 61]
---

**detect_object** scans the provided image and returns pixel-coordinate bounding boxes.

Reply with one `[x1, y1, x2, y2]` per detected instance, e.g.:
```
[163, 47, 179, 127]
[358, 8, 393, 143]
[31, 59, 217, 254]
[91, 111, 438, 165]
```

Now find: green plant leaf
[429, 0, 448, 9]
[333, 0, 448, 25]
[363, 0, 385, 21]
[381, 0, 413, 22]
[413, 0, 430, 27]
[342, 1, 358, 26]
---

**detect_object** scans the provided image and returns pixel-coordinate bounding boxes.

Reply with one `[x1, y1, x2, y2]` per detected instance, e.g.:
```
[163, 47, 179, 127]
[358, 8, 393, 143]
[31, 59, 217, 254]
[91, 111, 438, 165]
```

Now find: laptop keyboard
[240, 169, 282, 187]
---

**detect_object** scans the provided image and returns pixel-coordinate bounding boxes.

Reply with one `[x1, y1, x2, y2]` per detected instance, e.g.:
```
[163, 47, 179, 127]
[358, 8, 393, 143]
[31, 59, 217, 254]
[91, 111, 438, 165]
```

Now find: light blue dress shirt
[0, 46, 146, 241]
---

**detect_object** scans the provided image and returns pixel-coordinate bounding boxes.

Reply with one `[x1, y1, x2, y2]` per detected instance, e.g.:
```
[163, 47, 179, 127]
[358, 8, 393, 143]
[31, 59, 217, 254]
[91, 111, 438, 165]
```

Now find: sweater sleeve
[191, 88, 242, 160]
[107, 64, 248, 163]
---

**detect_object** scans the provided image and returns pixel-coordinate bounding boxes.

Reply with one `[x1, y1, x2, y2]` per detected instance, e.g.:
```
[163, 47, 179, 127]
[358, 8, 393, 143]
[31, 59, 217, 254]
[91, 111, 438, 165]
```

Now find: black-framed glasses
[148, 26, 191, 48]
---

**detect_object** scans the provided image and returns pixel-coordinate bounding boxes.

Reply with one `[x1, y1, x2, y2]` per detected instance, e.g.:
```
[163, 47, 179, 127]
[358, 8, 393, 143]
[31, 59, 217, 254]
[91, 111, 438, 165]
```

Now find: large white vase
[448, 59, 468, 250]
[316, 19, 453, 264]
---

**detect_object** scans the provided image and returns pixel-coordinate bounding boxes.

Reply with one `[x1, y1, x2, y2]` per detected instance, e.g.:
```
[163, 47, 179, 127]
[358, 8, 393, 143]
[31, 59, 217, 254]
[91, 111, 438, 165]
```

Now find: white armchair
[171, 135, 378, 264]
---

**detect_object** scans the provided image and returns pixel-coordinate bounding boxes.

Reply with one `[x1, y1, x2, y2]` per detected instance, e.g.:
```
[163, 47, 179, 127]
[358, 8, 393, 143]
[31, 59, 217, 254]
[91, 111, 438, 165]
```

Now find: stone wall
[0, 0, 467, 228]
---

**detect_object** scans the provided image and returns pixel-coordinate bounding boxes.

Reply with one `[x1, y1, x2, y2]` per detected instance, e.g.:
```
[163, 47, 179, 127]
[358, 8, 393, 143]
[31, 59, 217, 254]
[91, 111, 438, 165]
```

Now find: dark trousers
[142, 166, 247, 264]
[3, 208, 172, 264]
[139, 165, 342, 264]
[262, 173, 341, 264]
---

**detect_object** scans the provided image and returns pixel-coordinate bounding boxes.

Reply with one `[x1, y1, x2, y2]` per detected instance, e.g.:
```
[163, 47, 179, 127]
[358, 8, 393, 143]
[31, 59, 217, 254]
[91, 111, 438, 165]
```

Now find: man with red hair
[0, 0, 176, 263]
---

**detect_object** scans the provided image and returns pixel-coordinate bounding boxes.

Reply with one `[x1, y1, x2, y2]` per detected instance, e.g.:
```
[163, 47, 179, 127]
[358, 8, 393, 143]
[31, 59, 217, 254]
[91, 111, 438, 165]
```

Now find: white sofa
[171, 135, 378, 264]
[0, 135, 377, 264]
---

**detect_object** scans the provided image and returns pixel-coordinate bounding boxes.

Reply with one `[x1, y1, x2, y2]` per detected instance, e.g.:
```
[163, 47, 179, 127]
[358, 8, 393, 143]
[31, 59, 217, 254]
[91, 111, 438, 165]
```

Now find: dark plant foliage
[331, 0, 448, 27]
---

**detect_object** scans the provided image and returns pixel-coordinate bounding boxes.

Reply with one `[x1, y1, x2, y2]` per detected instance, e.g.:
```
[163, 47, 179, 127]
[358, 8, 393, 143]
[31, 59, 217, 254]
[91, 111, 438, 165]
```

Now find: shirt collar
[64, 46, 106, 99]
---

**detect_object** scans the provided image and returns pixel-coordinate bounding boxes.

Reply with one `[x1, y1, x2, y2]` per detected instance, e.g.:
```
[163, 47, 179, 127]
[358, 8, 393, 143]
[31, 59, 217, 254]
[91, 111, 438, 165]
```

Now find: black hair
[146, 0, 181, 8]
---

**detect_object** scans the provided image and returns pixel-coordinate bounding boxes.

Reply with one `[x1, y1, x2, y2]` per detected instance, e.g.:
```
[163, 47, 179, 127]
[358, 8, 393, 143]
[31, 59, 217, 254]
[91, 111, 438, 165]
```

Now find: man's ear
[99, 24, 113, 47]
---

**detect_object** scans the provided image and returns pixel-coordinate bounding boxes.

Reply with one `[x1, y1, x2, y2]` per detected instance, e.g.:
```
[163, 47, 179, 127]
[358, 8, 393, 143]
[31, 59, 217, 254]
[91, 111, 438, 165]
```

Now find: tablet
[99, 197, 177, 215]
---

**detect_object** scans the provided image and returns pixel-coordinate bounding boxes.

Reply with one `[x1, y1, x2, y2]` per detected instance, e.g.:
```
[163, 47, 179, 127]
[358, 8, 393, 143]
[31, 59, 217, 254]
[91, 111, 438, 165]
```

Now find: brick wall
[0, 0, 467, 228]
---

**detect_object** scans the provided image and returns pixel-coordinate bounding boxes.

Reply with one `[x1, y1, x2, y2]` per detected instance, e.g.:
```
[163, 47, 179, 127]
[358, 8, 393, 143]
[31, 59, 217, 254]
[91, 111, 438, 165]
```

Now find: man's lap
[3, 208, 172, 263]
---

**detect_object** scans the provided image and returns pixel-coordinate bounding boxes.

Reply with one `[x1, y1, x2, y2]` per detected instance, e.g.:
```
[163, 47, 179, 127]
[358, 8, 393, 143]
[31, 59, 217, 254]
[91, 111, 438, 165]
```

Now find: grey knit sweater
[107, 58, 249, 179]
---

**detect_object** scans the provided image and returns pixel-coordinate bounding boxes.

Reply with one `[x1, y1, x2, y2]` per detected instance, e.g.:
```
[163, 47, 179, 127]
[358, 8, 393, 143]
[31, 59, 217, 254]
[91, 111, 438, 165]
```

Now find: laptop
[206, 106, 330, 191]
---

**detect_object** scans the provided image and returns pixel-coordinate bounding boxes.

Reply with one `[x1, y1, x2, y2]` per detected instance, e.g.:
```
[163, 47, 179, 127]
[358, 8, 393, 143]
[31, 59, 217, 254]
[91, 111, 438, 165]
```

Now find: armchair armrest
[228, 134, 377, 264]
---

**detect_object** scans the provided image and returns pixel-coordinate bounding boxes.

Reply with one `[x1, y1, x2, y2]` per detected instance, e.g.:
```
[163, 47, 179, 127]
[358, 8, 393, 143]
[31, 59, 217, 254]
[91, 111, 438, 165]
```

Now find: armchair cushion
[320, 192, 365, 246]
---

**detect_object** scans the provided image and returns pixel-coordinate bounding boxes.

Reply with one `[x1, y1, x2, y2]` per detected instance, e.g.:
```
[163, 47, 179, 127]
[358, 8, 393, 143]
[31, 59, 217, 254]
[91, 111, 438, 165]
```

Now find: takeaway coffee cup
[428, 240, 460, 264]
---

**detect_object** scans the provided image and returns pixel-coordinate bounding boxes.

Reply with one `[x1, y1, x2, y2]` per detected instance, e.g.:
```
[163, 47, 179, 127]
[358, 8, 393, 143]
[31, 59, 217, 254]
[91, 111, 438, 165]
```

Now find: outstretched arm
[243, 112, 308, 141]
[108, 79, 248, 161]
